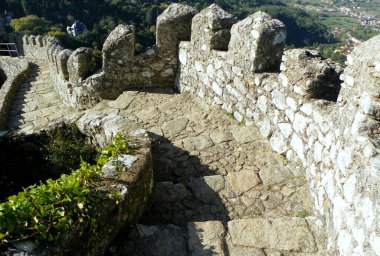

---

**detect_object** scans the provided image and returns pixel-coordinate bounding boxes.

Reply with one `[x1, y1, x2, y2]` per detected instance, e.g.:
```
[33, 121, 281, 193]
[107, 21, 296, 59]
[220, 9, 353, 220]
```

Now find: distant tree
[11, 15, 51, 34]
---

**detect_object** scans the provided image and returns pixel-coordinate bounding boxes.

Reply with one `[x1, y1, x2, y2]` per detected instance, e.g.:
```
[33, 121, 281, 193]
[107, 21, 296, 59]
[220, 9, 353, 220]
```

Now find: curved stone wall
[3, 112, 153, 256]
[0, 57, 30, 129]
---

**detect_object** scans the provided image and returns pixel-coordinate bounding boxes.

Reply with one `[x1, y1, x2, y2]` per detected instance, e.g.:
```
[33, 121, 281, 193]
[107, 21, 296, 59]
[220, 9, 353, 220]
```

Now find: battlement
[18, 3, 287, 108]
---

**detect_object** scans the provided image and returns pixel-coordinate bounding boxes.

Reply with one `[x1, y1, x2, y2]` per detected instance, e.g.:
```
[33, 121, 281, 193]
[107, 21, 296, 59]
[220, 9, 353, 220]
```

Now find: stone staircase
[6, 58, 75, 132]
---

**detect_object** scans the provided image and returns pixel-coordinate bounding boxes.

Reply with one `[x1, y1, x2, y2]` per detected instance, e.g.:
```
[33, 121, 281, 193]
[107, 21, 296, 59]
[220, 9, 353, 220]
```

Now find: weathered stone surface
[280, 49, 342, 101]
[110, 224, 188, 256]
[227, 243, 266, 256]
[102, 24, 135, 76]
[231, 126, 260, 144]
[157, 3, 198, 54]
[152, 182, 188, 202]
[258, 166, 293, 186]
[210, 131, 233, 144]
[67, 47, 94, 84]
[108, 95, 134, 111]
[227, 170, 262, 194]
[56, 49, 72, 80]
[229, 11, 286, 72]
[102, 154, 138, 176]
[190, 175, 225, 203]
[228, 218, 317, 252]
[188, 221, 226, 256]
[162, 117, 189, 136]
[0, 57, 30, 129]
[191, 4, 236, 51]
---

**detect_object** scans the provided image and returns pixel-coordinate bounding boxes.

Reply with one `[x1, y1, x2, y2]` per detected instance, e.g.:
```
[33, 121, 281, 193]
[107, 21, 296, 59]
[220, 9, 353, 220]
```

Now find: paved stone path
[6, 58, 75, 133]
[6, 59, 326, 255]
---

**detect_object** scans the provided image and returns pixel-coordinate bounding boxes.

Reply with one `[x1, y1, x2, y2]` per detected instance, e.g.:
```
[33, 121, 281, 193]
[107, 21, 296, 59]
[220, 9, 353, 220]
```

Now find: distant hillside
[0, 0, 336, 52]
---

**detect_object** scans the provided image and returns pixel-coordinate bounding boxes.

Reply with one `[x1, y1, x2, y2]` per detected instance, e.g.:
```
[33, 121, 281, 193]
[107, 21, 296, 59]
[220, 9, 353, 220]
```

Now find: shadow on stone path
[141, 133, 230, 226]
[99, 91, 324, 255]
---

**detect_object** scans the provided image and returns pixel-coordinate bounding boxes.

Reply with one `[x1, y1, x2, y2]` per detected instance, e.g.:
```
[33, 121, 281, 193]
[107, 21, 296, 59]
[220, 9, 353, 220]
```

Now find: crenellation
[102, 24, 135, 76]
[156, 3, 198, 55]
[52, 44, 65, 75]
[35, 35, 44, 47]
[29, 35, 36, 45]
[191, 4, 236, 52]
[67, 47, 94, 84]
[56, 49, 72, 80]
[228, 11, 286, 73]
[22, 35, 29, 46]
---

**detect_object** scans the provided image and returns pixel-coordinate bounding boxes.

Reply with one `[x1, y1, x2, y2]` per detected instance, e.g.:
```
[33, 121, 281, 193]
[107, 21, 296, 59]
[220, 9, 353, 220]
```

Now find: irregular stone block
[280, 49, 342, 101]
[67, 47, 94, 84]
[52, 45, 65, 74]
[258, 166, 293, 186]
[110, 224, 188, 256]
[156, 3, 198, 55]
[103, 24, 135, 76]
[227, 243, 266, 256]
[35, 35, 44, 47]
[162, 117, 189, 137]
[29, 35, 36, 45]
[22, 35, 29, 46]
[191, 4, 236, 51]
[228, 218, 317, 252]
[188, 221, 226, 256]
[57, 49, 73, 80]
[226, 170, 262, 195]
[229, 11, 286, 72]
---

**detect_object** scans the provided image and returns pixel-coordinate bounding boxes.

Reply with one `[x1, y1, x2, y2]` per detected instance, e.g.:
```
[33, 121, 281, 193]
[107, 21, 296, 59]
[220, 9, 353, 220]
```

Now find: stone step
[109, 217, 325, 256]
[109, 224, 188, 256]
[141, 169, 312, 226]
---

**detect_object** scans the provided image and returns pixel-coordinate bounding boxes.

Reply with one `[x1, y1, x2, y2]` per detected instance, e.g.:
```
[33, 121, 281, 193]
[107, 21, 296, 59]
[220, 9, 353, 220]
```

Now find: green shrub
[44, 124, 97, 176]
[0, 133, 134, 245]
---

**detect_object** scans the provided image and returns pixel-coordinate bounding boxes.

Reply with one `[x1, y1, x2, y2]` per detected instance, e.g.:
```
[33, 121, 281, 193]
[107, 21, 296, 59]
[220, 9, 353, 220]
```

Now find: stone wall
[177, 5, 380, 256]
[0, 57, 30, 129]
[18, 3, 198, 109]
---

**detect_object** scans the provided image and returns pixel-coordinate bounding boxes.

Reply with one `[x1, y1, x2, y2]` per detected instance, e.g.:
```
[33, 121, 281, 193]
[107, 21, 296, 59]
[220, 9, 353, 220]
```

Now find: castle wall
[177, 5, 380, 256]
[17, 3, 198, 109]
[8, 4, 380, 254]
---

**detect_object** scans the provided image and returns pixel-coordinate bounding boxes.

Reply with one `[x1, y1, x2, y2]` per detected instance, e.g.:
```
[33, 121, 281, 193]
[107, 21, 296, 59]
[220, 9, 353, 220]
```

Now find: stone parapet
[17, 3, 198, 108]
[0, 57, 30, 129]
[177, 4, 380, 254]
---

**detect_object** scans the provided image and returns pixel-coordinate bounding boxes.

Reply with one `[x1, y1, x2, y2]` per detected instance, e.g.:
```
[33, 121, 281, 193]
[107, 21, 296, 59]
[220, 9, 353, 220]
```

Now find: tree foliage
[11, 15, 51, 35]
[3, 0, 336, 51]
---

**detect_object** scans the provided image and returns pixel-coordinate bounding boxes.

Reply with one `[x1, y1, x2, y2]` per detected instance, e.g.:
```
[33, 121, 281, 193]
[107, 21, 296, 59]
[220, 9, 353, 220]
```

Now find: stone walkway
[6, 58, 75, 133]
[90, 92, 326, 256]
[5, 59, 326, 255]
